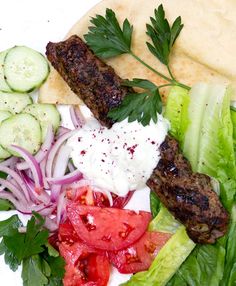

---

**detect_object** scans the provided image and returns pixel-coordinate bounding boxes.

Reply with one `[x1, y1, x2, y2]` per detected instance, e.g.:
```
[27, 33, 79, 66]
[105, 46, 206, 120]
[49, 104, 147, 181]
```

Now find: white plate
[0, 1, 151, 285]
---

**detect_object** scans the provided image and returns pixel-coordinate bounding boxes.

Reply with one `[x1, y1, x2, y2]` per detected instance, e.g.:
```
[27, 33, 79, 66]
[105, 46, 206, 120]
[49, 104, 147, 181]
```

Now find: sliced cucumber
[0, 110, 12, 122]
[0, 50, 12, 92]
[4, 46, 49, 93]
[23, 103, 61, 140]
[0, 91, 32, 113]
[0, 113, 41, 156]
[0, 110, 12, 160]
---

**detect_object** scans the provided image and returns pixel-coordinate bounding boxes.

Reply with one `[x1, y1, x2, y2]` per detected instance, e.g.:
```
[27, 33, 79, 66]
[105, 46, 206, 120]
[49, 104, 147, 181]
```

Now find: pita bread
[39, 0, 236, 104]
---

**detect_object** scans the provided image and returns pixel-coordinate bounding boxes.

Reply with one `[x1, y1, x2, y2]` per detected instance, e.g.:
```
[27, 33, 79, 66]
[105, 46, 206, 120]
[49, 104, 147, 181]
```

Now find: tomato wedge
[59, 241, 110, 286]
[66, 185, 134, 208]
[59, 241, 96, 265]
[109, 231, 171, 274]
[63, 264, 85, 286]
[66, 185, 111, 207]
[66, 186, 96, 206]
[87, 254, 110, 286]
[59, 219, 80, 244]
[111, 191, 134, 209]
[67, 204, 152, 251]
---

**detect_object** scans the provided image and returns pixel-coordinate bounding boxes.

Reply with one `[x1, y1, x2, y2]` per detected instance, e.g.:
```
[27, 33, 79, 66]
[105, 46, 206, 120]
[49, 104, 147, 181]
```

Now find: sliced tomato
[66, 185, 111, 207]
[63, 264, 85, 286]
[109, 231, 171, 274]
[59, 219, 80, 244]
[67, 204, 152, 251]
[93, 191, 110, 207]
[60, 241, 110, 286]
[48, 232, 59, 250]
[59, 241, 96, 265]
[87, 254, 110, 286]
[112, 191, 134, 209]
[66, 185, 135, 209]
[66, 186, 95, 206]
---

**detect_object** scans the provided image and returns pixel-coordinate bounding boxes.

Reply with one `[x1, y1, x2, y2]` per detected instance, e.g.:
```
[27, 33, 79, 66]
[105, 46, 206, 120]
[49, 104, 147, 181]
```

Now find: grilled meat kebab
[146, 136, 228, 243]
[46, 35, 229, 244]
[46, 35, 133, 128]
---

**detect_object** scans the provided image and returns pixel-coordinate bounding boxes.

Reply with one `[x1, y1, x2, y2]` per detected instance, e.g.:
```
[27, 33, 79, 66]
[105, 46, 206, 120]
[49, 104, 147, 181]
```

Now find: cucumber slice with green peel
[23, 103, 61, 140]
[4, 46, 49, 93]
[0, 92, 32, 113]
[0, 110, 12, 160]
[0, 50, 12, 92]
[0, 113, 42, 156]
[0, 110, 12, 122]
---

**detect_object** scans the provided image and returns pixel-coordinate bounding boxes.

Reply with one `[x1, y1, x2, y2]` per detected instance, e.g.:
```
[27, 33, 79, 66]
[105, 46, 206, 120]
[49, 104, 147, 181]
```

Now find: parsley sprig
[85, 5, 190, 125]
[0, 213, 65, 286]
[146, 5, 184, 80]
[109, 79, 162, 126]
[84, 9, 133, 58]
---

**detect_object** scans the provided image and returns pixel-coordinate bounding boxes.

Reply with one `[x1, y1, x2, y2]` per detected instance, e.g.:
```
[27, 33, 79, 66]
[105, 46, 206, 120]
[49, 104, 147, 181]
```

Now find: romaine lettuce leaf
[167, 83, 236, 285]
[167, 83, 236, 209]
[150, 191, 161, 218]
[220, 205, 236, 285]
[230, 106, 236, 156]
[191, 85, 236, 208]
[149, 206, 180, 234]
[164, 86, 189, 147]
[123, 83, 236, 286]
[121, 227, 195, 286]
[167, 243, 225, 286]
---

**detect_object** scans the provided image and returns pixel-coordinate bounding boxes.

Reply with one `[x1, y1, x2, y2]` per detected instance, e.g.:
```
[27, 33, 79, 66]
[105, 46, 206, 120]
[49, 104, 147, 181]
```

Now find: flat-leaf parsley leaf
[146, 4, 183, 66]
[108, 79, 162, 126]
[85, 5, 189, 126]
[0, 213, 65, 285]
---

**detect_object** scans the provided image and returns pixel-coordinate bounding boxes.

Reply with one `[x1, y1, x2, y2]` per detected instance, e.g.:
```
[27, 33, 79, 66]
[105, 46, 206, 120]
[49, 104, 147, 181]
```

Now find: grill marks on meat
[46, 35, 133, 128]
[147, 136, 229, 244]
[46, 35, 229, 244]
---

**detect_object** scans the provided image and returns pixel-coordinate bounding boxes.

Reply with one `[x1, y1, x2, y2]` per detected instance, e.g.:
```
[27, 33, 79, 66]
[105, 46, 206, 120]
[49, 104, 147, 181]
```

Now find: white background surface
[0, 0, 151, 285]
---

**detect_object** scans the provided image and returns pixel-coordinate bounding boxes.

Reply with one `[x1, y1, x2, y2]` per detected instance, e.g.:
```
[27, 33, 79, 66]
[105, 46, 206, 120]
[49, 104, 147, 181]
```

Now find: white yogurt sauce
[67, 117, 169, 196]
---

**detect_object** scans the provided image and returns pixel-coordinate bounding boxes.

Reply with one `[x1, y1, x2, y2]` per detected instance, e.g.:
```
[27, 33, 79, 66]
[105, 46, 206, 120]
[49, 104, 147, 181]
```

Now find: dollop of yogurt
[67, 117, 169, 196]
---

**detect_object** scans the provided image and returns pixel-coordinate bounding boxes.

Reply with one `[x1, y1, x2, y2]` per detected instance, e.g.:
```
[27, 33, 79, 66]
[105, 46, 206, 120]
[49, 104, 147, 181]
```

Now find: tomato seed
[119, 223, 134, 239]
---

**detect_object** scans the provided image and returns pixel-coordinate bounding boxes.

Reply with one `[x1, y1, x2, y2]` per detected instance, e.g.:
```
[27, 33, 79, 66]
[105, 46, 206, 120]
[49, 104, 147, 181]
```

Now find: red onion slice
[0, 192, 28, 213]
[56, 191, 66, 225]
[0, 178, 29, 204]
[17, 125, 54, 170]
[53, 145, 71, 178]
[67, 179, 94, 189]
[0, 157, 18, 167]
[0, 166, 30, 202]
[10, 145, 43, 189]
[20, 171, 50, 205]
[49, 144, 72, 202]
[57, 126, 71, 137]
[47, 170, 82, 185]
[68, 161, 75, 172]
[46, 130, 77, 178]
[44, 217, 58, 232]
[40, 158, 49, 189]
[70, 106, 85, 129]
[32, 204, 55, 216]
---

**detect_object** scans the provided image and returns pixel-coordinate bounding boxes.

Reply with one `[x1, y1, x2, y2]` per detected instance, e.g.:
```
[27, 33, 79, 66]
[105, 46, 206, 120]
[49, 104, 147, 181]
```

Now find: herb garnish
[146, 5, 183, 78]
[109, 79, 162, 126]
[0, 213, 65, 286]
[85, 5, 190, 125]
